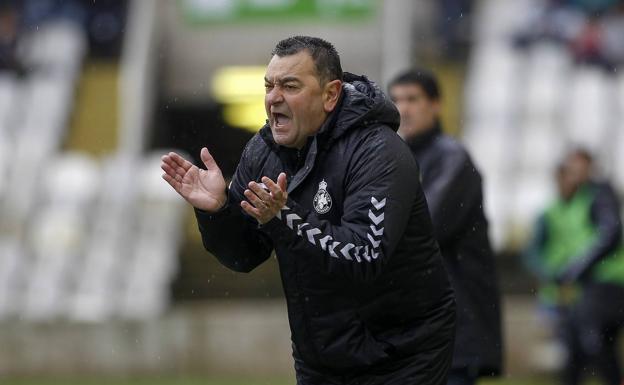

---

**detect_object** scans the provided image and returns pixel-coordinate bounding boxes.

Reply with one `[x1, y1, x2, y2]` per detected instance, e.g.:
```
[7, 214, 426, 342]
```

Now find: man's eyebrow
[280, 76, 301, 84]
[264, 76, 301, 84]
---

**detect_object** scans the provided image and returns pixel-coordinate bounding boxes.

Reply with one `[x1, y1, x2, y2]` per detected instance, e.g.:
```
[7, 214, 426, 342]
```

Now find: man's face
[565, 153, 592, 188]
[389, 83, 440, 140]
[264, 51, 336, 149]
[556, 167, 577, 201]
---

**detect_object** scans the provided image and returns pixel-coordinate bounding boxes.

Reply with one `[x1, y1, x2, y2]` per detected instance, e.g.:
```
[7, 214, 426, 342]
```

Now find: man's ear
[323, 79, 342, 113]
[431, 99, 441, 116]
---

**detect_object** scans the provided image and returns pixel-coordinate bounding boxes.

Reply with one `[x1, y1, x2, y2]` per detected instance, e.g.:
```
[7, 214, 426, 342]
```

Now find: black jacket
[407, 124, 503, 376]
[195, 73, 455, 381]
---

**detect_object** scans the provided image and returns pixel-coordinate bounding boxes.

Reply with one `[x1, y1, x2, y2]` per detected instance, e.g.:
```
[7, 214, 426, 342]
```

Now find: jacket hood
[325, 72, 400, 140]
[259, 72, 400, 149]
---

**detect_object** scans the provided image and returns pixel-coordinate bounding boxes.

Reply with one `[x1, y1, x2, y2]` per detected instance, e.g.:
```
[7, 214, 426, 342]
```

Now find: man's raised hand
[161, 148, 227, 212]
[241, 173, 288, 224]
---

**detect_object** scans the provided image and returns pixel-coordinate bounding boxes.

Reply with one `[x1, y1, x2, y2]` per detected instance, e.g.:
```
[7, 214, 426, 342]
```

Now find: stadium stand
[465, 0, 624, 250]
[0, 1, 184, 322]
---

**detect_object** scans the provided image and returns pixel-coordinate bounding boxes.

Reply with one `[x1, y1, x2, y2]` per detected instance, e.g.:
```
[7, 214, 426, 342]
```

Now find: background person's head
[388, 69, 441, 141]
[265, 36, 343, 149]
[564, 147, 593, 189]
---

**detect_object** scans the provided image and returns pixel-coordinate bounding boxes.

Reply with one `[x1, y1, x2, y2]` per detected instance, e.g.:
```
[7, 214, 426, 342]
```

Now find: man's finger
[168, 152, 193, 171]
[262, 176, 281, 196]
[244, 189, 267, 209]
[248, 181, 271, 202]
[201, 147, 220, 171]
[161, 162, 183, 179]
[162, 173, 182, 192]
[161, 155, 181, 172]
[277, 172, 288, 192]
[263, 175, 287, 201]
[241, 200, 262, 219]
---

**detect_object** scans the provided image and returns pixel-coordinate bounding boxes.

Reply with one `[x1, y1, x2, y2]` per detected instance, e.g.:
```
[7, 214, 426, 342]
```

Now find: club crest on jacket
[313, 179, 332, 214]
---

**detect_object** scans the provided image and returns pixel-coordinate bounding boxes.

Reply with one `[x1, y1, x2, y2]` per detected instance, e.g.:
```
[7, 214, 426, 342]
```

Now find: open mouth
[272, 112, 291, 128]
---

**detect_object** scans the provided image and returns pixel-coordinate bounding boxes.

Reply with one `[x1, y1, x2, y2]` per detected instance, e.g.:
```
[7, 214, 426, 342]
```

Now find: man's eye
[265, 84, 273, 91]
[284, 84, 297, 90]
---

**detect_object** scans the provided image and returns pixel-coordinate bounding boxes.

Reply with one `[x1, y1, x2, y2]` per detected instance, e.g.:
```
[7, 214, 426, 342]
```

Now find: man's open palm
[161, 148, 227, 212]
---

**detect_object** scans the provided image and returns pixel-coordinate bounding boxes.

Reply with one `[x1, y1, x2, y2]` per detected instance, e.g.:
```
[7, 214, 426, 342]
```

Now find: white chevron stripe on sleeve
[368, 210, 384, 225]
[286, 213, 301, 229]
[340, 243, 355, 260]
[276, 205, 290, 219]
[369, 225, 384, 236]
[305, 228, 322, 244]
[371, 197, 386, 210]
[361, 246, 371, 262]
[367, 233, 381, 248]
[353, 246, 363, 263]
[297, 223, 310, 236]
[319, 235, 332, 251]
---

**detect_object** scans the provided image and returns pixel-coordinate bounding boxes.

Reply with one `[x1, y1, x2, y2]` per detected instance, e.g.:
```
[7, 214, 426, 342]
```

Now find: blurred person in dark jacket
[523, 163, 582, 378]
[529, 148, 624, 385]
[389, 69, 503, 385]
[161, 36, 456, 385]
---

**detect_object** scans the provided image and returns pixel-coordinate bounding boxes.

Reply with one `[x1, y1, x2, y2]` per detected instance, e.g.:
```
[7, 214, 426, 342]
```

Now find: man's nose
[266, 87, 284, 105]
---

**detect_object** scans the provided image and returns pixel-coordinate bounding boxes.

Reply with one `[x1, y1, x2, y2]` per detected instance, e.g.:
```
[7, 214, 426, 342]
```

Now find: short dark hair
[388, 69, 441, 100]
[272, 36, 343, 84]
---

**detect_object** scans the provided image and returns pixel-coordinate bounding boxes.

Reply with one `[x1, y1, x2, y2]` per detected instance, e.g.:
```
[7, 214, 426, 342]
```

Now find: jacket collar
[405, 120, 443, 152]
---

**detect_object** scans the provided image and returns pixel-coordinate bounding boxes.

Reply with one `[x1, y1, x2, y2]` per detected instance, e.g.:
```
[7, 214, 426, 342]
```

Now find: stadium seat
[465, 42, 520, 122]
[524, 42, 570, 120]
[22, 207, 86, 320]
[517, 126, 564, 172]
[511, 173, 555, 240]
[69, 244, 121, 322]
[117, 154, 186, 319]
[21, 20, 86, 78]
[43, 152, 100, 208]
[0, 74, 18, 135]
[564, 67, 611, 152]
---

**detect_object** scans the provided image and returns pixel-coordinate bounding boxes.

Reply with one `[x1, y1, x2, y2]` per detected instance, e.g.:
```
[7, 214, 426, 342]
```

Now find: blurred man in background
[162, 36, 456, 385]
[527, 148, 624, 385]
[523, 163, 582, 382]
[389, 69, 503, 385]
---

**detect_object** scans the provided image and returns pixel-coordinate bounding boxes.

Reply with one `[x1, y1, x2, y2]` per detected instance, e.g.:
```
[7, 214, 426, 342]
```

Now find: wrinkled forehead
[265, 51, 318, 82]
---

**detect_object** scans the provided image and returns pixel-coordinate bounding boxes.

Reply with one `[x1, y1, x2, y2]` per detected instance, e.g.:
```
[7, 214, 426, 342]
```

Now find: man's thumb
[200, 147, 218, 170]
[278, 172, 288, 191]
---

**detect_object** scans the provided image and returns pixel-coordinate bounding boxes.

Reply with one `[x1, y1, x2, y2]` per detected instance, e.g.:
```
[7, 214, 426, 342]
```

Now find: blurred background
[1, 0, 624, 384]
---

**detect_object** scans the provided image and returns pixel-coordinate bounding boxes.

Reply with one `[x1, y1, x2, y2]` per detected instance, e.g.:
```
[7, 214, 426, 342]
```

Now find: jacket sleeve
[423, 148, 481, 245]
[194, 137, 274, 273]
[260, 129, 422, 283]
[560, 183, 623, 283]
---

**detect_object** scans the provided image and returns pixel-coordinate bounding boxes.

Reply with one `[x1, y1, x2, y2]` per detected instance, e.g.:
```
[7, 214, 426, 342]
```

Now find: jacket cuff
[258, 216, 283, 234]
[194, 204, 231, 227]
[258, 198, 305, 237]
[193, 186, 231, 222]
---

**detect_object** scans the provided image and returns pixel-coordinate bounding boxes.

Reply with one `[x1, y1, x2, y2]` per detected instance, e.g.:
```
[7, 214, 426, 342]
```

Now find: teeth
[275, 114, 287, 126]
